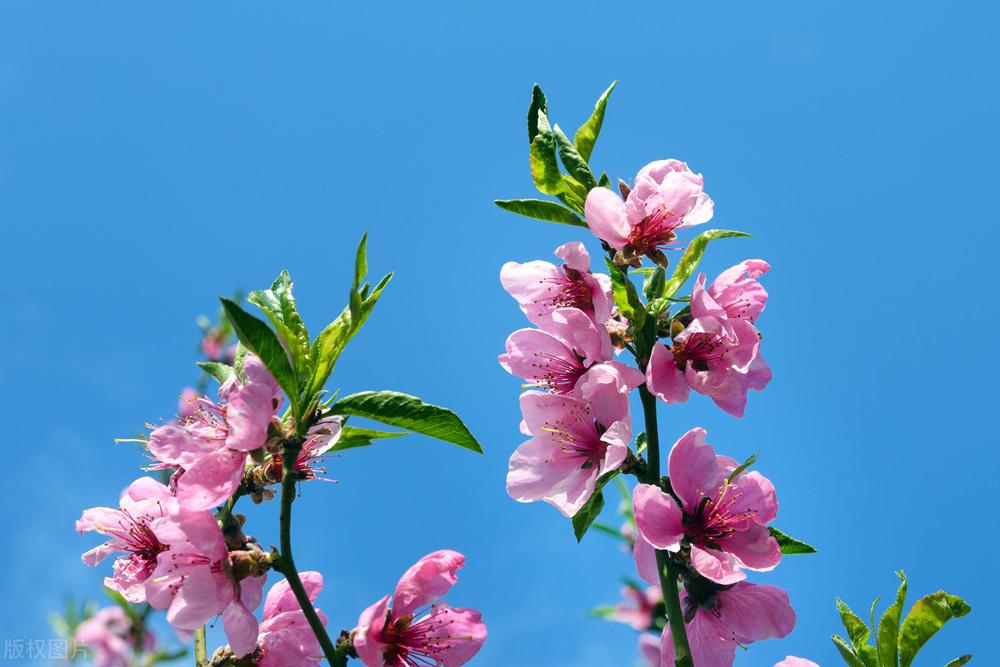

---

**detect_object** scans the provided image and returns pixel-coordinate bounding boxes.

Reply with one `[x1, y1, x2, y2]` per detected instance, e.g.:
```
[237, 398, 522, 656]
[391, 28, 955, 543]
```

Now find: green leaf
[943, 656, 972, 667]
[726, 451, 759, 483]
[877, 571, 907, 667]
[527, 84, 547, 144]
[832, 635, 867, 667]
[529, 106, 564, 197]
[573, 469, 619, 541]
[553, 123, 597, 191]
[661, 229, 752, 299]
[837, 599, 873, 650]
[898, 592, 971, 667]
[769, 527, 817, 555]
[248, 271, 311, 379]
[605, 259, 646, 329]
[598, 171, 611, 188]
[329, 424, 406, 452]
[494, 199, 585, 227]
[635, 431, 648, 456]
[642, 267, 666, 301]
[573, 81, 616, 163]
[197, 361, 233, 384]
[329, 391, 482, 453]
[220, 297, 298, 413]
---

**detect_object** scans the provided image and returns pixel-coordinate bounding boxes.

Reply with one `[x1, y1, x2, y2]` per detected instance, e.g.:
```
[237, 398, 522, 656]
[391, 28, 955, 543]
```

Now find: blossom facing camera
[585, 159, 713, 266]
[354, 550, 486, 667]
[645, 272, 771, 417]
[500, 242, 613, 327]
[632, 428, 780, 586]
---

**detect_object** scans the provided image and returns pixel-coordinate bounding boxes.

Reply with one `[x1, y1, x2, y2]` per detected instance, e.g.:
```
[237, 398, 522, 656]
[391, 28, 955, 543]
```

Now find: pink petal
[574, 363, 632, 429]
[690, 544, 746, 585]
[499, 260, 568, 326]
[224, 600, 260, 658]
[674, 609, 739, 667]
[226, 382, 276, 452]
[666, 428, 721, 514]
[722, 524, 782, 572]
[405, 603, 486, 666]
[353, 595, 390, 667]
[165, 567, 230, 630]
[689, 274, 727, 320]
[775, 658, 820, 667]
[584, 187, 630, 248]
[709, 260, 770, 322]
[633, 484, 684, 552]
[264, 572, 323, 620]
[638, 633, 661, 667]
[717, 582, 796, 643]
[175, 449, 246, 512]
[506, 434, 588, 511]
[543, 307, 612, 366]
[645, 344, 690, 405]
[499, 328, 583, 389]
[632, 538, 660, 586]
[553, 241, 591, 273]
[393, 550, 465, 618]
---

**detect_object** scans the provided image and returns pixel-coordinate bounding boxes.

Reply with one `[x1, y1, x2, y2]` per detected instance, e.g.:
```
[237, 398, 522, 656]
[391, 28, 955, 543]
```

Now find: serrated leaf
[220, 297, 298, 414]
[554, 124, 597, 191]
[574, 81, 616, 163]
[837, 599, 874, 658]
[329, 424, 406, 452]
[197, 361, 233, 384]
[832, 635, 866, 667]
[527, 84, 547, 144]
[494, 199, 585, 227]
[573, 469, 620, 541]
[605, 259, 646, 329]
[726, 451, 759, 483]
[661, 229, 752, 299]
[877, 571, 907, 667]
[769, 527, 817, 555]
[248, 271, 311, 379]
[898, 591, 971, 667]
[329, 391, 482, 453]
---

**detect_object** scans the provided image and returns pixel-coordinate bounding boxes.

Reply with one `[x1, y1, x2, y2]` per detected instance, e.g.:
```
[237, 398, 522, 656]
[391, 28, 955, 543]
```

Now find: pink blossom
[645, 273, 771, 417]
[639, 633, 661, 667]
[610, 584, 662, 631]
[354, 550, 487, 667]
[178, 387, 199, 418]
[775, 658, 820, 667]
[76, 477, 177, 602]
[506, 363, 640, 517]
[147, 354, 281, 511]
[142, 507, 266, 657]
[500, 242, 613, 326]
[499, 307, 620, 394]
[708, 260, 771, 322]
[74, 606, 156, 667]
[240, 572, 327, 667]
[657, 583, 796, 667]
[632, 428, 780, 585]
[585, 160, 713, 265]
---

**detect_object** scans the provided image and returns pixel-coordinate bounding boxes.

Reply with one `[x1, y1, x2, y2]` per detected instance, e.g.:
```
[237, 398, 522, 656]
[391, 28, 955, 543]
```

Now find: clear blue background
[1, 1, 996, 665]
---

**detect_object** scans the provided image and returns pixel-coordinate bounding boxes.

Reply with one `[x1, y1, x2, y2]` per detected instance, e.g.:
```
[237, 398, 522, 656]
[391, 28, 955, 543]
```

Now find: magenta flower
[775, 658, 820, 667]
[632, 428, 780, 585]
[147, 353, 281, 510]
[354, 550, 487, 667]
[74, 606, 156, 667]
[645, 273, 771, 417]
[76, 477, 178, 602]
[707, 259, 771, 322]
[610, 584, 662, 631]
[235, 572, 327, 667]
[585, 159, 713, 265]
[499, 307, 614, 394]
[143, 508, 266, 657]
[506, 363, 640, 517]
[656, 582, 796, 667]
[500, 242, 613, 326]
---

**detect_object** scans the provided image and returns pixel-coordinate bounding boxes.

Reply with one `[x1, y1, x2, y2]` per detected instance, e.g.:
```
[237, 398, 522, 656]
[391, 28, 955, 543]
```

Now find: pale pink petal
[506, 435, 587, 509]
[689, 275, 726, 320]
[632, 538, 660, 586]
[638, 633, 661, 667]
[393, 550, 465, 618]
[353, 595, 389, 667]
[76, 507, 124, 535]
[225, 382, 275, 452]
[224, 600, 260, 658]
[690, 544, 746, 585]
[264, 572, 323, 620]
[499, 328, 584, 392]
[406, 603, 486, 665]
[722, 524, 782, 572]
[175, 449, 246, 512]
[645, 343, 690, 405]
[574, 363, 632, 428]
[544, 465, 599, 517]
[709, 260, 770, 322]
[543, 307, 613, 366]
[554, 241, 591, 273]
[165, 567, 230, 629]
[728, 470, 779, 527]
[717, 582, 796, 644]
[775, 657, 820, 667]
[666, 428, 721, 513]
[585, 187, 631, 247]
[633, 484, 684, 552]
[82, 542, 116, 566]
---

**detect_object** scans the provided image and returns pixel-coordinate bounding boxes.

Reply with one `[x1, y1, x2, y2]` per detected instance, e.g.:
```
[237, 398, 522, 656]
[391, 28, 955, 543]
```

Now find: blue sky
[1, 1, 996, 665]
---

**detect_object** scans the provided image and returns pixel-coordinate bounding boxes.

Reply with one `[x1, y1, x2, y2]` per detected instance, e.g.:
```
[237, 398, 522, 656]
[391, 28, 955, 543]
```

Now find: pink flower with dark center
[239, 572, 327, 667]
[708, 260, 771, 322]
[354, 550, 486, 667]
[501, 242, 613, 327]
[585, 160, 713, 266]
[143, 508, 266, 657]
[507, 363, 640, 517]
[645, 273, 771, 417]
[632, 428, 780, 586]
[610, 584, 662, 631]
[656, 582, 796, 667]
[76, 477, 177, 602]
[499, 307, 622, 394]
[147, 354, 282, 511]
[74, 606, 156, 667]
